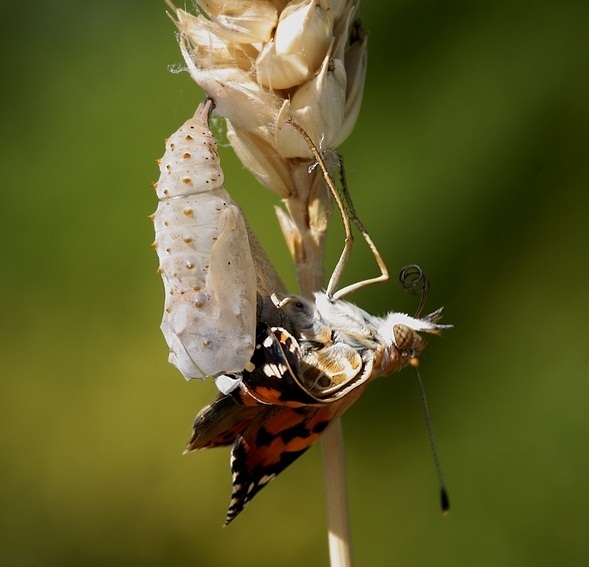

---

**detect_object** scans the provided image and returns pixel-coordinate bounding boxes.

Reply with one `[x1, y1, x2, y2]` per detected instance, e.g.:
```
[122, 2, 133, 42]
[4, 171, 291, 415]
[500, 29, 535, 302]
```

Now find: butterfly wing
[186, 322, 369, 524]
[225, 404, 336, 524]
[186, 391, 261, 450]
[240, 323, 324, 407]
[223, 323, 365, 524]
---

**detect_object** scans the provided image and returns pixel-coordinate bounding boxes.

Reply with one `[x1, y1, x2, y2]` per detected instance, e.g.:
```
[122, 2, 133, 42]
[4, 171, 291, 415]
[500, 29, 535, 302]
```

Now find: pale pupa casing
[152, 100, 257, 380]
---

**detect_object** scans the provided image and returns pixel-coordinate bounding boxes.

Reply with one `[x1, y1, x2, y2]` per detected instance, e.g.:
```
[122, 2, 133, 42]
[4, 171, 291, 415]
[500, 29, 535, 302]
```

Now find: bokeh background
[2, 1, 589, 565]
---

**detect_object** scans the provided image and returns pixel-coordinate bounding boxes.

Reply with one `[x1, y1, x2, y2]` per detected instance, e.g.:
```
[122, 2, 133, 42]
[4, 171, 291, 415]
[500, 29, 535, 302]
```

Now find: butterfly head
[379, 308, 452, 371]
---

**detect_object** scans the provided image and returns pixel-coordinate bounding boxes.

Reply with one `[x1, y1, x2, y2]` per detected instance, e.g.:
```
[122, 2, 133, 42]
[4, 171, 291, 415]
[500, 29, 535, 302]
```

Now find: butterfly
[153, 100, 450, 524]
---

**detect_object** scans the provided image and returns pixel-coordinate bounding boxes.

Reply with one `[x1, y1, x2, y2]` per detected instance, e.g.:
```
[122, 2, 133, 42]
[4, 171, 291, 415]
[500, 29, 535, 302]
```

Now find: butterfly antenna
[399, 264, 430, 318]
[411, 360, 450, 515]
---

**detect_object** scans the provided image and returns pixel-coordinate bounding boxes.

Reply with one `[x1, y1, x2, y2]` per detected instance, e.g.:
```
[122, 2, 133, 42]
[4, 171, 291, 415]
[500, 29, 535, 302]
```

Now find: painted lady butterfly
[188, 303, 447, 524]
[154, 100, 449, 524]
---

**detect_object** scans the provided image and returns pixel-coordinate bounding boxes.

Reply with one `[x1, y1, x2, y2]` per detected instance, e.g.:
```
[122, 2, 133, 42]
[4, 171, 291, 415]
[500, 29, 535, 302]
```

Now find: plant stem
[322, 419, 353, 567]
[284, 168, 354, 567]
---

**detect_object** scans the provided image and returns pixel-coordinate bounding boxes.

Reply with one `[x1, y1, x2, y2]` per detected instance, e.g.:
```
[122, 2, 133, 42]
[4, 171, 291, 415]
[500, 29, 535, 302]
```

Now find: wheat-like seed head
[169, 0, 366, 198]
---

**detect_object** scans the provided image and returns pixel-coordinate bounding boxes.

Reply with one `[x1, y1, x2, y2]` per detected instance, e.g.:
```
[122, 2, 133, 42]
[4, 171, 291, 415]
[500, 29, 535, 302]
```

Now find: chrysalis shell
[152, 100, 256, 380]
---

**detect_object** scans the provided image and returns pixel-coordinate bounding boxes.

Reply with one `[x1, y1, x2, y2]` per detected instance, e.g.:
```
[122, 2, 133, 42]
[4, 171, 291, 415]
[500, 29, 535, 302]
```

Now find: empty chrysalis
[152, 100, 257, 380]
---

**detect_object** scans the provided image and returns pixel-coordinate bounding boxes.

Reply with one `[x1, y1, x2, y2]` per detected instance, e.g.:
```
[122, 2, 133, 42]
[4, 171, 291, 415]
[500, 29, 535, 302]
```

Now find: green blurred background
[2, 1, 588, 565]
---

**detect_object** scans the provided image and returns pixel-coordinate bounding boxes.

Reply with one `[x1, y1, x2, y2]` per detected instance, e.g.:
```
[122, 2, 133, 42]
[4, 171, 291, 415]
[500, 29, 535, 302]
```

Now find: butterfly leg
[286, 119, 389, 301]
